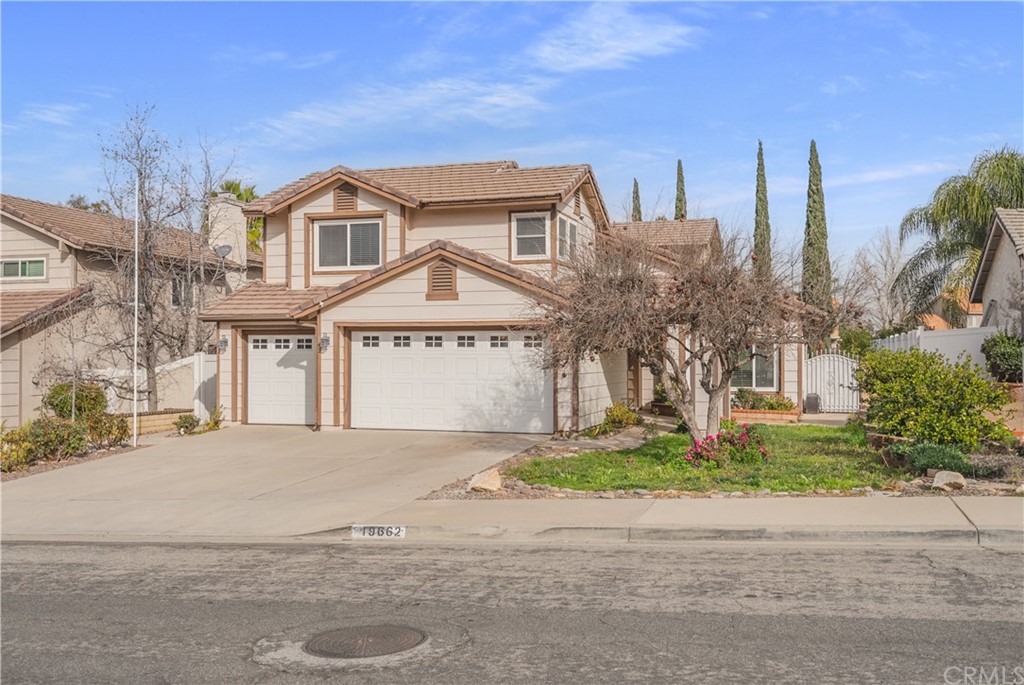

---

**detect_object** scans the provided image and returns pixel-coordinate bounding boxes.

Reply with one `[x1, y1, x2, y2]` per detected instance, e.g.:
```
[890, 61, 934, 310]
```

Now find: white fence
[873, 325, 996, 371]
[92, 352, 217, 418]
[804, 353, 860, 413]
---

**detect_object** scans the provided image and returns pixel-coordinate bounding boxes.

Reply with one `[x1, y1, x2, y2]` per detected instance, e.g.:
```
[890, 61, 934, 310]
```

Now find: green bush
[174, 413, 200, 435]
[25, 417, 88, 461]
[204, 406, 224, 431]
[86, 414, 130, 449]
[889, 441, 971, 475]
[760, 394, 796, 411]
[839, 327, 874, 358]
[653, 383, 669, 403]
[1, 426, 34, 472]
[856, 349, 1010, 449]
[42, 382, 107, 420]
[981, 331, 1023, 383]
[731, 388, 762, 409]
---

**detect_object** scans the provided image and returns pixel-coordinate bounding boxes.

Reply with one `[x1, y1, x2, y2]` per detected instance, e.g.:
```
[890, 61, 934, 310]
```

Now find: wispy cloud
[821, 75, 865, 96]
[827, 161, 955, 189]
[248, 77, 552, 147]
[22, 103, 88, 126]
[213, 46, 338, 70]
[528, 4, 697, 73]
[901, 69, 952, 84]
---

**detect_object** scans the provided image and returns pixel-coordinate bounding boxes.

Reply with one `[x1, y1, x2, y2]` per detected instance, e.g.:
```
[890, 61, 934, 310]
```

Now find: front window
[315, 219, 381, 269]
[557, 217, 578, 261]
[512, 212, 549, 259]
[1, 258, 45, 279]
[732, 346, 777, 390]
[171, 276, 194, 309]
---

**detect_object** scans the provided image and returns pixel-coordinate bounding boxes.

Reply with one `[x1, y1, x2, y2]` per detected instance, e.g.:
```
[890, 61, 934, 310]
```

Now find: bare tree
[848, 226, 909, 332]
[535, 230, 817, 438]
[85, 105, 234, 410]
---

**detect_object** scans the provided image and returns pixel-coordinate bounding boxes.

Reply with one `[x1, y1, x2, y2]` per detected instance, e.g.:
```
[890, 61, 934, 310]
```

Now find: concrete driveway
[1, 426, 543, 540]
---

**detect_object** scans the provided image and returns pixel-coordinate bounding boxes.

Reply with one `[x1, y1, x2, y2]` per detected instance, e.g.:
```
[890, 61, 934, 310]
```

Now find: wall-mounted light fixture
[218, 335, 229, 353]
[320, 333, 331, 352]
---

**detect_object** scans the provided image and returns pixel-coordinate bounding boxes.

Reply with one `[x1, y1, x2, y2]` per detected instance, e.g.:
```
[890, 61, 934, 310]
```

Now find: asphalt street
[2, 541, 1022, 684]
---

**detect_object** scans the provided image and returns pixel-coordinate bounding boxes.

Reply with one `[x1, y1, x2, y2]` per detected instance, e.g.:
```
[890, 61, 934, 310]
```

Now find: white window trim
[313, 218, 383, 271]
[511, 211, 550, 260]
[0, 256, 47, 281]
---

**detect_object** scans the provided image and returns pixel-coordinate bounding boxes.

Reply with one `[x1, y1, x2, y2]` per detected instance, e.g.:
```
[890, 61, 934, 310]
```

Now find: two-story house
[201, 160, 803, 433]
[971, 208, 1024, 332]
[0, 195, 260, 425]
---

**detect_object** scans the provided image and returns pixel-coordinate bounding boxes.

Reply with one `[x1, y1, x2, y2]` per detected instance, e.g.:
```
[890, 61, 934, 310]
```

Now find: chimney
[208, 196, 249, 290]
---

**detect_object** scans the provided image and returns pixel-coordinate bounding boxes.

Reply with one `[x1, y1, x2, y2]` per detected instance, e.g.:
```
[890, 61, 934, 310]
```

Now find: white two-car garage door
[350, 330, 552, 433]
[248, 334, 316, 425]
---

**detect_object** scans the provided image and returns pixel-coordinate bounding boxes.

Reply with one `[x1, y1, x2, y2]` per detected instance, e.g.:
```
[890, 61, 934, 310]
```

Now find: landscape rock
[932, 471, 967, 490]
[930, 483, 952, 493]
[1015, 484, 1024, 496]
[468, 469, 503, 492]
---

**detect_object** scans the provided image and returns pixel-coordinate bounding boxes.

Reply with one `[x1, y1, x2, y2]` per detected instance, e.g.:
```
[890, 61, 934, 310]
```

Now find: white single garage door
[248, 334, 316, 425]
[351, 330, 552, 433]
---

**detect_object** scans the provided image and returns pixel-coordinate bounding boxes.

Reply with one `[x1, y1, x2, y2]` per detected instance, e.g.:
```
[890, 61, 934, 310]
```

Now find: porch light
[218, 335, 229, 353]
[320, 333, 331, 352]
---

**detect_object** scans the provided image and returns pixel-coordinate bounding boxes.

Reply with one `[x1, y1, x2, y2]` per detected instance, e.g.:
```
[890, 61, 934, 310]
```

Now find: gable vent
[426, 261, 458, 301]
[574, 189, 582, 216]
[334, 184, 357, 212]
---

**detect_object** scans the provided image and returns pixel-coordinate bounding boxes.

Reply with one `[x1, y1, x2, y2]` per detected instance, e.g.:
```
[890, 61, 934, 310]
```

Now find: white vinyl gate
[804, 353, 860, 413]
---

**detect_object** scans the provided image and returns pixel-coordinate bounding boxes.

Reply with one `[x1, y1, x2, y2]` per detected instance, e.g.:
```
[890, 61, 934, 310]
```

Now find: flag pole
[132, 171, 140, 447]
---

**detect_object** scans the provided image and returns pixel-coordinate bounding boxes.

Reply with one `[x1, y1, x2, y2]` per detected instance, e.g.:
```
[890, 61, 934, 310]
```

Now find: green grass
[506, 423, 903, 493]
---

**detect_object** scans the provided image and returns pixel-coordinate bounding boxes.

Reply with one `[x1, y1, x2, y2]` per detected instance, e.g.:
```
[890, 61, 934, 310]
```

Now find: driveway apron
[1, 426, 542, 539]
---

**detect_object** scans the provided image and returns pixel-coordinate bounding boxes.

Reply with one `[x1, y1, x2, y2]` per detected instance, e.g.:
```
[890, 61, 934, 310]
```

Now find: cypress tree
[674, 159, 687, 220]
[753, 141, 771, 280]
[801, 139, 833, 310]
[631, 178, 642, 221]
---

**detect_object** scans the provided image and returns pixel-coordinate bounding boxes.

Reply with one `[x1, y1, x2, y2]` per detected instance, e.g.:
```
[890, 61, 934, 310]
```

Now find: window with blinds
[511, 212, 548, 258]
[315, 220, 381, 269]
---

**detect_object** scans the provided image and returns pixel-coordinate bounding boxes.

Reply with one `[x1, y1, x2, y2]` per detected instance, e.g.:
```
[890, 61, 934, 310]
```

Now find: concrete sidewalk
[336, 496, 1024, 548]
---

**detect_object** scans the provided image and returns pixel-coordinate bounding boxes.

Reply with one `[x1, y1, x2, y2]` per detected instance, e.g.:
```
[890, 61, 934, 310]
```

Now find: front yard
[506, 424, 907, 493]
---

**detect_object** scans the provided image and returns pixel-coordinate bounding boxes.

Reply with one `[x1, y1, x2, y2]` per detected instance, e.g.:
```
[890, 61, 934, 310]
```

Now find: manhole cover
[302, 625, 427, 659]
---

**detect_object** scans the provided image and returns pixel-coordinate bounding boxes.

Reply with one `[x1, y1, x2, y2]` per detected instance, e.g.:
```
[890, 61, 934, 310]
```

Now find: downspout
[313, 300, 324, 432]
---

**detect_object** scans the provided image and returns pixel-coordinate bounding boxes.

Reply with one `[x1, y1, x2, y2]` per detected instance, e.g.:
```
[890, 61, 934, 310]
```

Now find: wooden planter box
[730, 408, 800, 424]
[649, 401, 677, 417]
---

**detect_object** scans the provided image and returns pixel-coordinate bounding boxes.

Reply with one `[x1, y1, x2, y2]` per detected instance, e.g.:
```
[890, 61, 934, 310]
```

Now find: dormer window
[315, 219, 382, 270]
[511, 212, 549, 259]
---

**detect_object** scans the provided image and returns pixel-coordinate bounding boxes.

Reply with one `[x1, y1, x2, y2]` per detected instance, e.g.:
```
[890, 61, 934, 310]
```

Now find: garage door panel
[248, 335, 315, 425]
[351, 329, 552, 433]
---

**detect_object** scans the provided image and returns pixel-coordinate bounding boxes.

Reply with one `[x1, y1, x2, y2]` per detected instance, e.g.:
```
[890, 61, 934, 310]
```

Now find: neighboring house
[919, 289, 983, 330]
[0, 195, 260, 425]
[201, 160, 800, 433]
[970, 208, 1024, 332]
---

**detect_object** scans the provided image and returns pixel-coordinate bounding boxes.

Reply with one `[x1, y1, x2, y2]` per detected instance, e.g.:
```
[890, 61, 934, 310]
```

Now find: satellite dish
[213, 244, 232, 259]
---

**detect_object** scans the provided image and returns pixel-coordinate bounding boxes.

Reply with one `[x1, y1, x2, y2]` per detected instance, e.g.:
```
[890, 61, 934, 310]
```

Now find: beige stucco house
[1, 195, 260, 425]
[970, 208, 1024, 332]
[201, 160, 802, 433]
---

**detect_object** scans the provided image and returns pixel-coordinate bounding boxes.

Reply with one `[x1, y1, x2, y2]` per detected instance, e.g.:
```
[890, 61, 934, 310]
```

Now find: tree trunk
[657, 368, 705, 439]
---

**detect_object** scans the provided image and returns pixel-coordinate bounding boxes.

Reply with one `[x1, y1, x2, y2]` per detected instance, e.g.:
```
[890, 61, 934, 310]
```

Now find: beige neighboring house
[200, 160, 800, 433]
[970, 208, 1024, 332]
[0, 195, 260, 426]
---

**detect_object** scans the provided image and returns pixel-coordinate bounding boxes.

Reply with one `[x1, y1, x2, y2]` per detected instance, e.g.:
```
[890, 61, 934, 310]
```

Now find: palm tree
[894, 147, 1024, 326]
[215, 180, 263, 253]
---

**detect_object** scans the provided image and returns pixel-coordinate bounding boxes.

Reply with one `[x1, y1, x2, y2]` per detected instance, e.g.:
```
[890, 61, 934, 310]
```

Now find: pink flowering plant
[681, 423, 770, 467]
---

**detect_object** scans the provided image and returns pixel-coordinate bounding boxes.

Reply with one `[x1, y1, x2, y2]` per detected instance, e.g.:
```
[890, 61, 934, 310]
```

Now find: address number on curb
[351, 525, 407, 539]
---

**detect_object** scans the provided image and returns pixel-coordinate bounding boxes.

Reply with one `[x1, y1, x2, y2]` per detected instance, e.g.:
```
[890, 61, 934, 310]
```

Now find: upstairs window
[511, 212, 549, 259]
[171, 275, 194, 309]
[1, 258, 45, 279]
[315, 219, 381, 269]
[557, 217, 578, 261]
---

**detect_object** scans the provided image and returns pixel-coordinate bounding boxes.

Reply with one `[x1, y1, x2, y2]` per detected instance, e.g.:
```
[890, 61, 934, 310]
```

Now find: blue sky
[2, 2, 1021, 258]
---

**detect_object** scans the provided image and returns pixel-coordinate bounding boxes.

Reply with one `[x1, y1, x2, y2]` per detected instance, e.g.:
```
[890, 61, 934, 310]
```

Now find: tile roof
[611, 219, 720, 247]
[201, 240, 562, 322]
[245, 161, 593, 214]
[1, 285, 94, 337]
[996, 208, 1024, 249]
[198, 282, 332, 321]
[1, 195, 253, 267]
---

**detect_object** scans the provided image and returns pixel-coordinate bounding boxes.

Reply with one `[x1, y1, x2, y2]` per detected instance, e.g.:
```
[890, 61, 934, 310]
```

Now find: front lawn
[506, 423, 903, 493]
